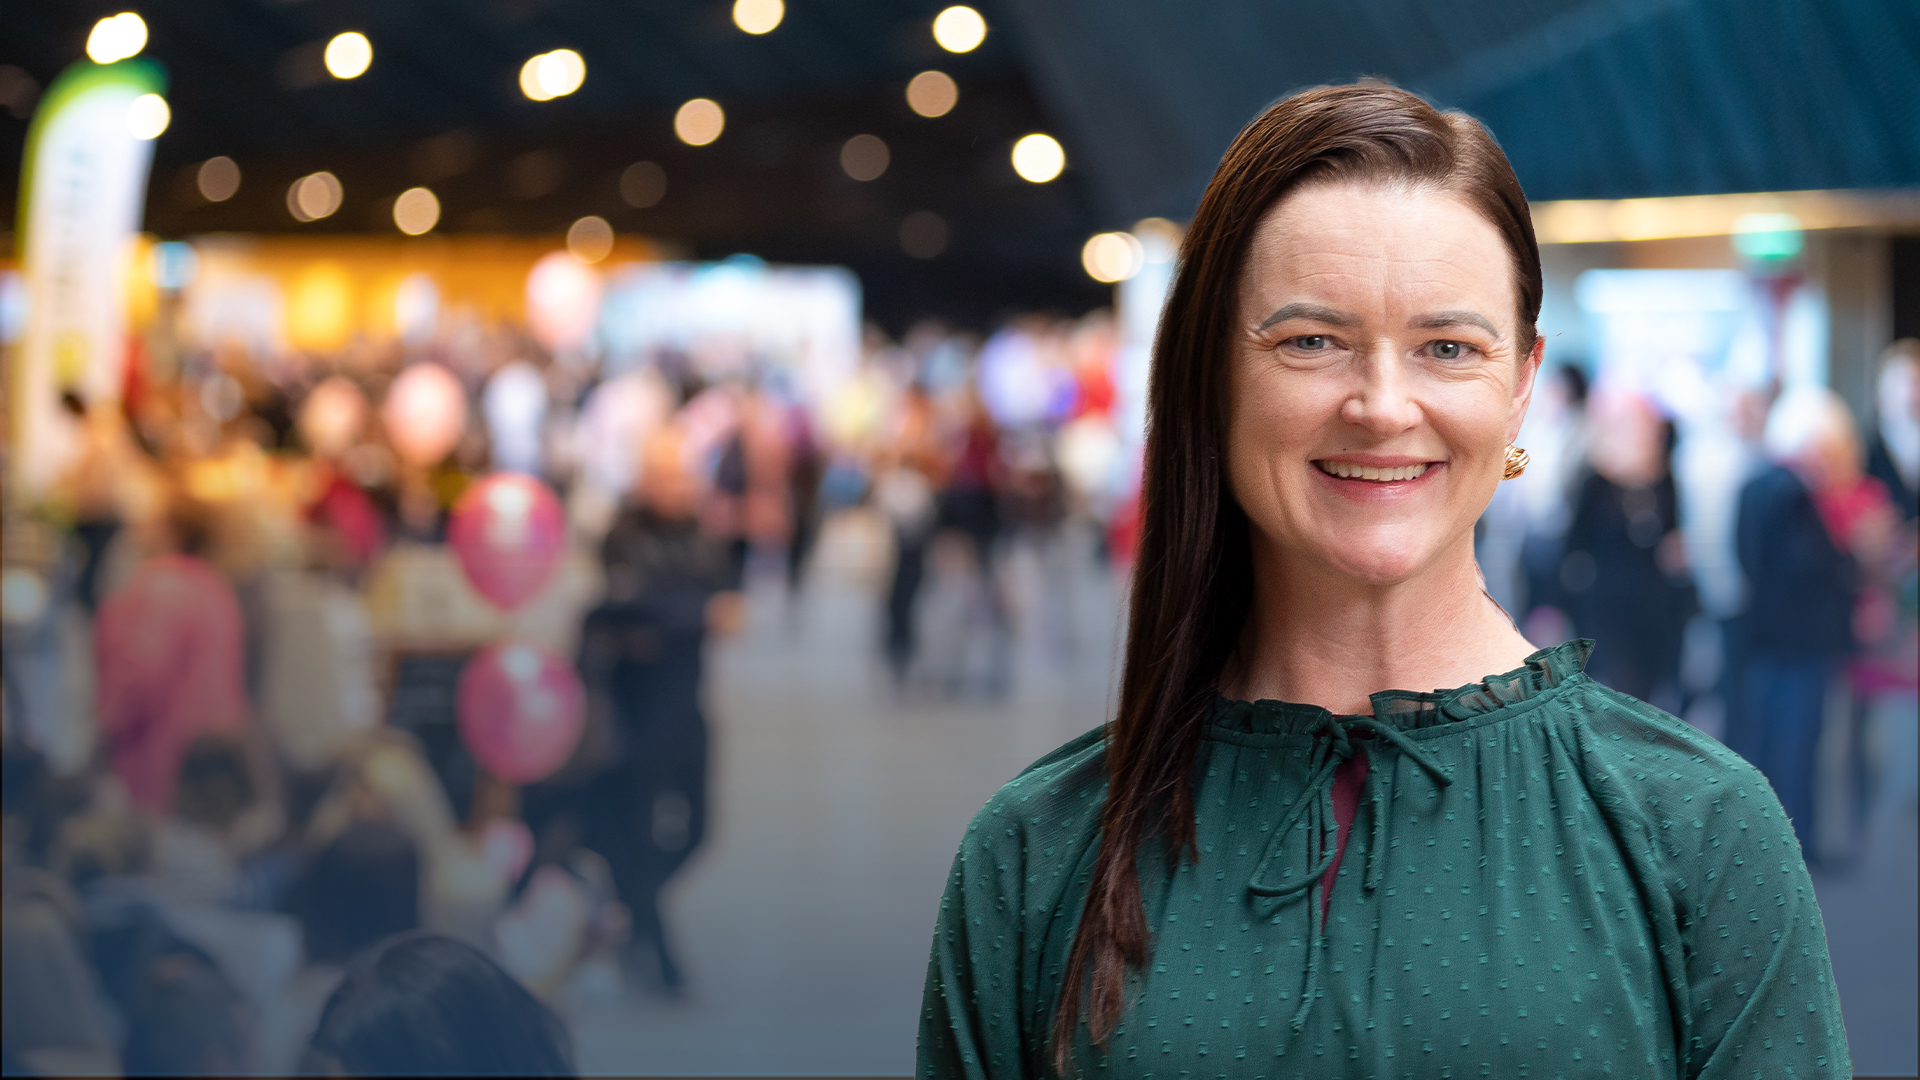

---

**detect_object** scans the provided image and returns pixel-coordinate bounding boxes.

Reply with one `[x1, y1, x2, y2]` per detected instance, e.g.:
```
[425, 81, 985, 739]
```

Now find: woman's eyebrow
[1256, 302, 1359, 331]
[1411, 309, 1501, 340]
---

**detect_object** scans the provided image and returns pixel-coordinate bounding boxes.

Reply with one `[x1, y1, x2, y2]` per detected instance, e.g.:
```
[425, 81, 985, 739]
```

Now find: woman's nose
[1338, 350, 1421, 437]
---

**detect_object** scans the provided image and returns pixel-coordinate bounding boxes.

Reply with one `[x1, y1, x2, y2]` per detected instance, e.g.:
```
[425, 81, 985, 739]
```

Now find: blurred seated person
[1, 848, 117, 1075]
[94, 490, 250, 814]
[257, 822, 420, 1076]
[148, 733, 284, 907]
[1556, 393, 1694, 710]
[526, 422, 737, 994]
[121, 952, 251, 1077]
[1733, 387, 1877, 852]
[308, 931, 574, 1077]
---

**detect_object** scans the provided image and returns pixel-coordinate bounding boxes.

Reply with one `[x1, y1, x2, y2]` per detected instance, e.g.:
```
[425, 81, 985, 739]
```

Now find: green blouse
[917, 642, 1848, 1079]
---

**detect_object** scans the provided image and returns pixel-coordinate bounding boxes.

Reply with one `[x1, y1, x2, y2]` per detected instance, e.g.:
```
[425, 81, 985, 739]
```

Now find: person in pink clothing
[94, 494, 250, 813]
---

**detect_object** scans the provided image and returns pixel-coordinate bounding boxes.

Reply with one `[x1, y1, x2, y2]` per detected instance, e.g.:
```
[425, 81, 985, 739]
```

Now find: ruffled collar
[1209, 639, 1592, 738]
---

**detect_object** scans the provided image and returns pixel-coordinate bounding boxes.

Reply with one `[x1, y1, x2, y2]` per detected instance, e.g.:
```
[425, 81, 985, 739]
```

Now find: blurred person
[121, 953, 250, 1077]
[1731, 386, 1870, 853]
[256, 822, 420, 1076]
[148, 733, 282, 907]
[1514, 362, 1587, 621]
[781, 394, 826, 601]
[873, 384, 945, 687]
[308, 931, 574, 1077]
[919, 84, 1844, 1078]
[2, 850, 117, 1075]
[1556, 393, 1695, 709]
[1866, 338, 1919, 523]
[93, 490, 250, 814]
[529, 422, 735, 993]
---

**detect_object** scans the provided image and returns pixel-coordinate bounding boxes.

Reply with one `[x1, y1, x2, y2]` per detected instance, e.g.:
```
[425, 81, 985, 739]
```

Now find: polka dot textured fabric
[917, 642, 1848, 1079]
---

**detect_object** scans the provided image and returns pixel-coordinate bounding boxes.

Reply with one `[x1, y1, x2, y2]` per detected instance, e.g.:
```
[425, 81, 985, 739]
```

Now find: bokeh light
[1010, 133, 1065, 183]
[393, 187, 441, 235]
[675, 98, 725, 145]
[86, 13, 147, 64]
[733, 0, 784, 35]
[288, 171, 344, 222]
[126, 93, 169, 139]
[196, 156, 240, 201]
[906, 70, 958, 118]
[620, 161, 666, 208]
[840, 134, 890, 181]
[900, 211, 948, 259]
[1081, 231, 1144, 283]
[324, 32, 373, 79]
[567, 215, 614, 263]
[932, 6, 986, 53]
[519, 49, 586, 101]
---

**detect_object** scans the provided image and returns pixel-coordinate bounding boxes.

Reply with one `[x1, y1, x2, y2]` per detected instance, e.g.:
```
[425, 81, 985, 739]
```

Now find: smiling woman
[918, 83, 1848, 1080]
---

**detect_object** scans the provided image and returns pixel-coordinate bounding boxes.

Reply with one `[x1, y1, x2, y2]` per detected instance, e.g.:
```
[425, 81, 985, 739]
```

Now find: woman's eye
[1290, 335, 1330, 351]
[1428, 340, 1469, 360]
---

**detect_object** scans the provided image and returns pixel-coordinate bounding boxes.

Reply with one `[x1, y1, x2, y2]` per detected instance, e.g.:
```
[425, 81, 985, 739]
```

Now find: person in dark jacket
[1731, 388, 1861, 852]
[1556, 394, 1695, 710]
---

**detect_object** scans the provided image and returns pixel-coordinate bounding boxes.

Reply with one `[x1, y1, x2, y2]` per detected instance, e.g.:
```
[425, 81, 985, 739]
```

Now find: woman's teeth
[1316, 461, 1429, 482]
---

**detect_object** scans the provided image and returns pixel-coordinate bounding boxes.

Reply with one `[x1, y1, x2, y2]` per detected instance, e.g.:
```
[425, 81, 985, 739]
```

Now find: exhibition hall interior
[1, 0, 1915, 1075]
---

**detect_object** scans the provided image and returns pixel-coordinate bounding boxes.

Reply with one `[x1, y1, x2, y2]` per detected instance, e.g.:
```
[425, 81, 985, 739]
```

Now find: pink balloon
[383, 362, 468, 467]
[446, 473, 567, 610]
[457, 641, 585, 784]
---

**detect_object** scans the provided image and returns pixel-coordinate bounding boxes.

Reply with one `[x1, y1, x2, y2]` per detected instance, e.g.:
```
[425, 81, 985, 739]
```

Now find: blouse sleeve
[916, 828, 1033, 1080]
[1667, 760, 1850, 1077]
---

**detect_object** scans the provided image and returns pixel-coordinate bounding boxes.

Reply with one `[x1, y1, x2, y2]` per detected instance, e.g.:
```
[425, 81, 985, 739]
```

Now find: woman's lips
[1313, 460, 1433, 482]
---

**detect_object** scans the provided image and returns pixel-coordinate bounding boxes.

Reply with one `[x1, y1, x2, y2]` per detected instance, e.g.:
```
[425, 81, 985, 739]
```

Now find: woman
[308, 931, 574, 1076]
[917, 84, 1845, 1078]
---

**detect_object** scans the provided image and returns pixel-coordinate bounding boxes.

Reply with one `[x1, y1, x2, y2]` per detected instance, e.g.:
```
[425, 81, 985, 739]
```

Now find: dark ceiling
[3, 0, 1916, 332]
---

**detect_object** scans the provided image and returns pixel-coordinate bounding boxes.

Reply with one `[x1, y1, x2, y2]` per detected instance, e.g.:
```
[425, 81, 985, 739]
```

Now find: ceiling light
[289, 171, 343, 222]
[86, 13, 147, 65]
[567, 216, 614, 263]
[1011, 133, 1064, 183]
[620, 161, 666, 208]
[197, 156, 241, 201]
[840, 134, 890, 181]
[906, 70, 957, 118]
[126, 93, 169, 139]
[675, 98, 725, 145]
[324, 32, 372, 79]
[520, 49, 585, 101]
[900, 212, 948, 259]
[1082, 232, 1144, 283]
[394, 187, 441, 235]
[932, 6, 986, 53]
[733, 0, 784, 35]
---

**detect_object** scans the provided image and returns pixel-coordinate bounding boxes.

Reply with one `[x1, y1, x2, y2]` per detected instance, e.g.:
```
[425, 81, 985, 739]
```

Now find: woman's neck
[1228, 533, 1537, 715]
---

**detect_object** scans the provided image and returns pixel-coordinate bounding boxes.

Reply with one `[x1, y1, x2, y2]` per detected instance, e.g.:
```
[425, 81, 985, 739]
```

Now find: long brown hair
[1049, 82, 1543, 1071]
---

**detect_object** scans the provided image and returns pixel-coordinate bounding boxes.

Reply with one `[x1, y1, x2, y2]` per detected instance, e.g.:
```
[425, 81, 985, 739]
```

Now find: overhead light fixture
[324, 32, 372, 79]
[1083, 232, 1144, 283]
[733, 0, 784, 35]
[394, 187, 441, 235]
[1011, 133, 1064, 183]
[87, 12, 148, 64]
[288, 171, 344, 222]
[840, 134, 890, 181]
[520, 49, 585, 101]
[932, 6, 986, 53]
[126, 93, 169, 139]
[906, 70, 958, 118]
[197, 156, 241, 201]
[568, 216, 614, 263]
[675, 98, 725, 146]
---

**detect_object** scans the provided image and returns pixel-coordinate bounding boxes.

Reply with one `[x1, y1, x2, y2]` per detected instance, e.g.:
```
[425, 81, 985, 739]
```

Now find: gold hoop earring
[1502, 445, 1529, 480]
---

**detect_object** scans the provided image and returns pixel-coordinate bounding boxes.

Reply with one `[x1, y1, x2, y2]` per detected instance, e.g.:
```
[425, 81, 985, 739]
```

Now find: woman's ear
[1508, 336, 1545, 443]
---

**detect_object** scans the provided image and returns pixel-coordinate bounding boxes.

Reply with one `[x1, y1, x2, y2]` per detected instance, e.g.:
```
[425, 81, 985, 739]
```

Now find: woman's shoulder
[1551, 676, 1787, 834]
[957, 726, 1109, 858]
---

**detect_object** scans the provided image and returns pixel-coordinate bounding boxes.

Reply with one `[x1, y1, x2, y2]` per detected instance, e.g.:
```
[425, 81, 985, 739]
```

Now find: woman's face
[1227, 181, 1539, 586]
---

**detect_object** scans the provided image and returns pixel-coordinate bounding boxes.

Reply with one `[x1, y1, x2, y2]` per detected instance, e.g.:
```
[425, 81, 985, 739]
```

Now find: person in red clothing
[93, 492, 250, 813]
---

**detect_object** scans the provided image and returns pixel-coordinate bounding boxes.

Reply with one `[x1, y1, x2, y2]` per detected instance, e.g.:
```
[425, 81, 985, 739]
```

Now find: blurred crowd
[0, 304, 1134, 1075]
[1481, 341, 1920, 859]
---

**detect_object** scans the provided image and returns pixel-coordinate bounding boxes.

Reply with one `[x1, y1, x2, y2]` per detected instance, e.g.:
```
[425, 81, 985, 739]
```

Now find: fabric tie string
[1244, 712, 1453, 1032]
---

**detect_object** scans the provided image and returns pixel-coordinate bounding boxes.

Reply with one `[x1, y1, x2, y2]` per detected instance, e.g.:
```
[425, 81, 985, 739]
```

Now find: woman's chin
[1313, 541, 1433, 588]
